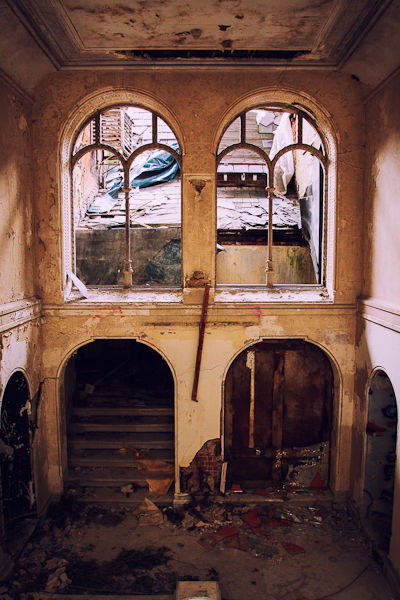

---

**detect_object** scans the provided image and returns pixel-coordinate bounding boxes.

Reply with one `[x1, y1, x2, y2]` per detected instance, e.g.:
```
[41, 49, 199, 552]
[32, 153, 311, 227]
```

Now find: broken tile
[281, 541, 306, 555]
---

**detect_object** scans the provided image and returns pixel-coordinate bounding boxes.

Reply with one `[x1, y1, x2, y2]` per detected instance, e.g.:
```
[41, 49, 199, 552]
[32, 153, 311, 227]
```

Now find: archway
[64, 339, 175, 501]
[363, 370, 397, 553]
[0, 372, 34, 543]
[224, 339, 333, 491]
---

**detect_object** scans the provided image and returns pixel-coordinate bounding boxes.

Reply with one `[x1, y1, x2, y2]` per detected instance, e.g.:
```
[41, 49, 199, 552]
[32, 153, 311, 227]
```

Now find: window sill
[65, 287, 183, 304]
[214, 285, 333, 304]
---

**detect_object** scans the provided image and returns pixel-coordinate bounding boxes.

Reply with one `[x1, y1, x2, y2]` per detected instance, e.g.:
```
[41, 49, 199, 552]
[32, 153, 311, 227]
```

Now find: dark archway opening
[0, 372, 34, 545]
[224, 340, 333, 492]
[363, 370, 397, 553]
[65, 339, 175, 502]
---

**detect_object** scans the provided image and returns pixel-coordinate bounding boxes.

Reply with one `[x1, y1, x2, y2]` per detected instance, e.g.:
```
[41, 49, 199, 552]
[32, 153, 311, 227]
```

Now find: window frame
[214, 97, 336, 301]
[60, 91, 184, 300]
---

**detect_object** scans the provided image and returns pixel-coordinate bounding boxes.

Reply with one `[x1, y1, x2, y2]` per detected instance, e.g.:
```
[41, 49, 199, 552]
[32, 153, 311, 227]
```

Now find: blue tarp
[130, 144, 179, 189]
[86, 145, 179, 215]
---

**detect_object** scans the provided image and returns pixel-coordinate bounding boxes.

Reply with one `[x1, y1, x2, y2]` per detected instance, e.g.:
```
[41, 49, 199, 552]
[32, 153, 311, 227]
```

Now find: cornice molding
[358, 296, 400, 334]
[8, 0, 391, 71]
[0, 68, 33, 103]
[0, 298, 42, 334]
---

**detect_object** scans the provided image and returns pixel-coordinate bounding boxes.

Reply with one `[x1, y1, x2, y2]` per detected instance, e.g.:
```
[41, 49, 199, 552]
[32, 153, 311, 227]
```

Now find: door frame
[221, 336, 342, 492]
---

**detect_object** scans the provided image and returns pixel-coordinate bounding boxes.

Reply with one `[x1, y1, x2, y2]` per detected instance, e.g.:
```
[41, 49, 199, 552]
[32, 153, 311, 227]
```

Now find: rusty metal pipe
[191, 284, 210, 402]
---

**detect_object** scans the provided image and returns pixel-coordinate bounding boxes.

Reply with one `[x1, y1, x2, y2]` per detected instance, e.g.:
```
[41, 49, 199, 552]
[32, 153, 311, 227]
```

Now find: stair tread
[71, 423, 174, 433]
[73, 407, 174, 416]
[69, 454, 173, 466]
[69, 439, 174, 448]
[72, 488, 173, 505]
[66, 473, 173, 486]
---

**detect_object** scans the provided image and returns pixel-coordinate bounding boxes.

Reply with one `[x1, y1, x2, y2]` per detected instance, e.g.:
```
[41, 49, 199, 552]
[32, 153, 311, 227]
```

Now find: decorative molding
[364, 65, 400, 104]
[359, 297, 400, 333]
[0, 68, 33, 104]
[0, 298, 42, 334]
[335, 0, 393, 68]
[9, 0, 389, 71]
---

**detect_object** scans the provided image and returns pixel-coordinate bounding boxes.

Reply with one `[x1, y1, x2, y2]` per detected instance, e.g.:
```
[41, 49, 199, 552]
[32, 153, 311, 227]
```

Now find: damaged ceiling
[6, 0, 394, 69]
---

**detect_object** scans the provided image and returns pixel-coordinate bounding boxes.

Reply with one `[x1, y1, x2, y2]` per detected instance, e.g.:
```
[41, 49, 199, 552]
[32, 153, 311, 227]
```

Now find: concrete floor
[1, 495, 396, 600]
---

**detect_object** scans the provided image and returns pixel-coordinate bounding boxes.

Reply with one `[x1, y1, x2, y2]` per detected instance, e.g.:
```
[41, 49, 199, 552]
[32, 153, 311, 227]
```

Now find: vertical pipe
[191, 284, 210, 402]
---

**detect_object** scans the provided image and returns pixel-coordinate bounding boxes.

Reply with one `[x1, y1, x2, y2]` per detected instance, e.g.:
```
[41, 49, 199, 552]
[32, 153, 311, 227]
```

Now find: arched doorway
[224, 340, 333, 491]
[364, 370, 397, 553]
[0, 372, 34, 542]
[64, 339, 175, 501]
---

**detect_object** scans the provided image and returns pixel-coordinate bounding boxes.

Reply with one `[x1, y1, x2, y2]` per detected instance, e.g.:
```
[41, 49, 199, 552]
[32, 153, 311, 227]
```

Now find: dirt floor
[0, 493, 396, 600]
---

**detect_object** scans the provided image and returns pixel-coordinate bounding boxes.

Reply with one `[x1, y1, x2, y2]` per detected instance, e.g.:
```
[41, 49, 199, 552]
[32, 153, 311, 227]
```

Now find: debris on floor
[0, 495, 395, 600]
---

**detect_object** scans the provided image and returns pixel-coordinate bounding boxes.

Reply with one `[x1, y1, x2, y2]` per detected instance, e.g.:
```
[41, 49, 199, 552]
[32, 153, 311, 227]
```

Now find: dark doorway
[65, 339, 175, 501]
[364, 370, 397, 553]
[224, 340, 332, 490]
[0, 372, 34, 542]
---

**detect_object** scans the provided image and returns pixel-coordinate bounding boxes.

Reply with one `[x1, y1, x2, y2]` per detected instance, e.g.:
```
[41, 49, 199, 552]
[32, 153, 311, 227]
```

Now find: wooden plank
[246, 350, 256, 448]
[271, 352, 285, 481]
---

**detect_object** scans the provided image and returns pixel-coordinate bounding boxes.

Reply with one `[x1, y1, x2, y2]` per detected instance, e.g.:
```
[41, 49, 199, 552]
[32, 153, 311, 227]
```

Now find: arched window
[71, 105, 182, 288]
[216, 105, 328, 288]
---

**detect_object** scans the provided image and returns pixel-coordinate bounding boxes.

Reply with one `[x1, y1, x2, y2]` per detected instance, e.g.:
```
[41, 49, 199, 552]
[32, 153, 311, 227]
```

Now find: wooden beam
[271, 352, 285, 481]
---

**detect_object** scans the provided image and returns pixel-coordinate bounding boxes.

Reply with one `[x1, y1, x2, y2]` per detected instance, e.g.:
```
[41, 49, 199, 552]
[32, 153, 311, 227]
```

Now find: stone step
[73, 407, 174, 417]
[69, 448, 174, 461]
[67, 463, 173, 481]
[70, 423, 174, 433]
[69, 438, 174, 450]
[70, 487, 173, 506]
[32, 593, 173, 600]
[66, 473, 172, 487]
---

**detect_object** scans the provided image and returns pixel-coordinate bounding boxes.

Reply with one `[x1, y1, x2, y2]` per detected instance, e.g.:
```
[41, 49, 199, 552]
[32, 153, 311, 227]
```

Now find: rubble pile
[0, 494, 371, 599]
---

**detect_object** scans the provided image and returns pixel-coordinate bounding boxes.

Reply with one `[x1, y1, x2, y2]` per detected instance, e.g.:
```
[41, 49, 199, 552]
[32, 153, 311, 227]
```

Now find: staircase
[66, 392, 175, 504]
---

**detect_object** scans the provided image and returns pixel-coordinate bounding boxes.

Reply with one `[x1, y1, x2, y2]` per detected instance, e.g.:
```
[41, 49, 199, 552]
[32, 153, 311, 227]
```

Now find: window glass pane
[301, 116, 323, 152]
[128, 150, 181, 287]
[272, 151, 324, 284]
[157, 116, 179, 149]
[269, 112, 295, 160]
[218, 117, 241, 154]
[73, 119, 93, 154]
[99, 107, 153, 157]
[216, 148, 269, 285]
[245, 109, 281, 154]
[73, 149, 125, 285]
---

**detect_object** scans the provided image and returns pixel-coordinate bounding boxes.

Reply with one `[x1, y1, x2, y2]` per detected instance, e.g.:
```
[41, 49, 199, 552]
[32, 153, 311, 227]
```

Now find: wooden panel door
[224, 341, 332, 487]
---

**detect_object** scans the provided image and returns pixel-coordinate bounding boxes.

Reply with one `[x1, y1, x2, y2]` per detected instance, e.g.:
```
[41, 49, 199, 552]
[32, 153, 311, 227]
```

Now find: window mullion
[122, 164, 133, 288]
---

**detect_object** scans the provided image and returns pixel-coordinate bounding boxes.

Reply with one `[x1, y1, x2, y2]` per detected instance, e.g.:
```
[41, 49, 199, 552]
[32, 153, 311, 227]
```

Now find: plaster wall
[0, 75, 35, 304]
[353, 72, 400, 577]
[32, 69, 363, 303]
[30, 69, 363, 531]
[39, 305, 356, 496]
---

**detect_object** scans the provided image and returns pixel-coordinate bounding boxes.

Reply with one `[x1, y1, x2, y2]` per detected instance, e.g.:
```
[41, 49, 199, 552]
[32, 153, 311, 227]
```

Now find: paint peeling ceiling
[8, 0, 392, 67]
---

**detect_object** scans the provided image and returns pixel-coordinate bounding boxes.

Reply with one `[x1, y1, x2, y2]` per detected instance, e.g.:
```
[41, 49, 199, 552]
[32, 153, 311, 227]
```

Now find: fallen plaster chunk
[175, 581, 221, 600]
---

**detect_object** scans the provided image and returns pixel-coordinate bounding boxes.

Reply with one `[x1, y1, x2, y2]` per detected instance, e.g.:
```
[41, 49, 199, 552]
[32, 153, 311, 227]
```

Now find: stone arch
[0, 371, 34, 545]
[59, 88, 185, 291]
[363, 368, 397, 553]
[213, 87, 337, 293]
[59, 338, 178, 500]
[222, 337, 341, 492]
